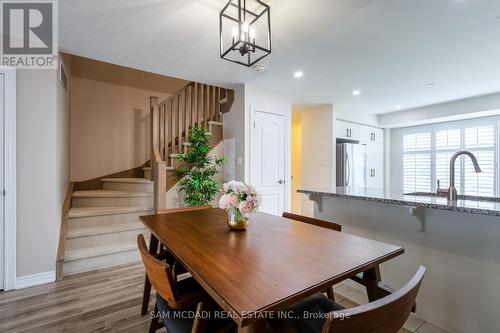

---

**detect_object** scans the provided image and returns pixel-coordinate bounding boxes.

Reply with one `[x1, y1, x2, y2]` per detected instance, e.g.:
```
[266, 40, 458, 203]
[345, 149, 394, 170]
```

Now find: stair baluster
[150, 82, 234, 212]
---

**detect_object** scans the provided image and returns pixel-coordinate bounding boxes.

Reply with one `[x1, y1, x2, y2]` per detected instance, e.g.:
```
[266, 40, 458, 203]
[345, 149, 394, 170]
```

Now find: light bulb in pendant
[249, 28, 256, 39]
[242, 21, 249, 32]
[231, 26, 238, 38]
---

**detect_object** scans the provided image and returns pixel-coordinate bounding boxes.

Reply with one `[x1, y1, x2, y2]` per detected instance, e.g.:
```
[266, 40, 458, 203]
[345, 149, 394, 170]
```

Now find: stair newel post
[153, 150, 167, 212]
[159, 104, 164, 159]
[150, 96, 159, 182]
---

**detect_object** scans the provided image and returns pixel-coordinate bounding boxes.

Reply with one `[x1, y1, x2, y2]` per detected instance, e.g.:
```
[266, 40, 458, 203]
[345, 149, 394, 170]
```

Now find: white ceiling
[60, 0, 500, 115]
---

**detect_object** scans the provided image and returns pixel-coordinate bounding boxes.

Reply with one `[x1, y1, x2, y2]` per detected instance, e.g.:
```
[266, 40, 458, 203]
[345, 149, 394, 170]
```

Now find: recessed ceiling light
[426, 83, 435, 88]
[294, 71, 304, 78]
[352, 90, 361, 96]
[395, 105, 402, 110]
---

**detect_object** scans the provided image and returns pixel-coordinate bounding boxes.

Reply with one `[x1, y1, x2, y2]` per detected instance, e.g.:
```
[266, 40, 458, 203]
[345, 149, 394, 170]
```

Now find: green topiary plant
[176, 125, 225, 206]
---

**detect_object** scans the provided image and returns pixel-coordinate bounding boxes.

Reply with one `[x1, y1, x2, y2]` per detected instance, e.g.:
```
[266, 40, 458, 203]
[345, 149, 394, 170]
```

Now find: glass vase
[227, 208, 249, 231]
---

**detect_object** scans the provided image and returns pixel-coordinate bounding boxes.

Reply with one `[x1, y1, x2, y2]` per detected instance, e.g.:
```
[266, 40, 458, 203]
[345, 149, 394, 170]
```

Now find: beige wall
[296, 104, 335, 217]
[16, 69, 60, 277]
[291, 111, 302, 214]
[69, 56, 188, 181]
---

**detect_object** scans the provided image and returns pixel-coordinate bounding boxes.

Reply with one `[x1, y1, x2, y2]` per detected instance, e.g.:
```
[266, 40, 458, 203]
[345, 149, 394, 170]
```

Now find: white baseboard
[16, 271, 56, 289]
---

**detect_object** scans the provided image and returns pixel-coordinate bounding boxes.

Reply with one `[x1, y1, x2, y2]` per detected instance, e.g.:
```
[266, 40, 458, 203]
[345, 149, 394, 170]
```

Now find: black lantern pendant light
[219, 0, 271, 67]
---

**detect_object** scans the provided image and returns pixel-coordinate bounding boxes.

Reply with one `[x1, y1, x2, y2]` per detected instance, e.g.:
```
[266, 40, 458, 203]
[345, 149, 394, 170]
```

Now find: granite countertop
[297, 187, 500, 217]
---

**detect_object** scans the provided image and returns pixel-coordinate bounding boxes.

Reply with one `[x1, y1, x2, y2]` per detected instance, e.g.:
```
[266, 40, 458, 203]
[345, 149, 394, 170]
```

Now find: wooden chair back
[157, 205, 212, 214]
[322, 266, 426, 333]
[282, 212, 342, 232]
[137, 234, 178, 304]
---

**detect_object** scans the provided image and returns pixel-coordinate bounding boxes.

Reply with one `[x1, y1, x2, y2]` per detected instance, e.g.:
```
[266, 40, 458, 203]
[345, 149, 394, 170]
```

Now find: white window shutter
[402, 122, 497, 196]
[403, 132, 431, 193]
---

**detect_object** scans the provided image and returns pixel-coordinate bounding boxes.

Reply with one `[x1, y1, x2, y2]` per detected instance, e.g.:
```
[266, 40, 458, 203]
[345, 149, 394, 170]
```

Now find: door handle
[345, 153, 350, 186]
[278, 180, 285, 184]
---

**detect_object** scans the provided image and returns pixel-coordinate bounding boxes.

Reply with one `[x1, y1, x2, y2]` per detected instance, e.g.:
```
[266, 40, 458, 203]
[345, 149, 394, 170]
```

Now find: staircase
[61, 176, 154, 276]
[57, 82, 233, 278]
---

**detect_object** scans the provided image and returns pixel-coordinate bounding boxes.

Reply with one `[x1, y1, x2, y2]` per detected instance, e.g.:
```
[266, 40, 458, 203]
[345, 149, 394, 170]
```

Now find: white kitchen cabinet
[366, 143, 384, 189]
[336, 120, 385, 189]
[359, 125, 384, 144]
[335, 120, 360, 140]
[336, 120, 383, 144]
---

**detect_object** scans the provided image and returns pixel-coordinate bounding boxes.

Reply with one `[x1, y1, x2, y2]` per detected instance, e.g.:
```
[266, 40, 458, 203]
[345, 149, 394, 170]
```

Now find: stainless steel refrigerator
[336, 143, 367, 188]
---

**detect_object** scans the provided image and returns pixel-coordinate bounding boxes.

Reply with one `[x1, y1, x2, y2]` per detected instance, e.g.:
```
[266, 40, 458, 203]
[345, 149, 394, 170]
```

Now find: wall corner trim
[2, 67, 17, 291]
[16, 271, 56, 289]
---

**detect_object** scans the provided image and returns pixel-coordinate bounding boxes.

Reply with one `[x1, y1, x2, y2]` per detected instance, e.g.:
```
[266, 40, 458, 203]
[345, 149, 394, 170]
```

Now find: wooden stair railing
[150, 82, 234, 212]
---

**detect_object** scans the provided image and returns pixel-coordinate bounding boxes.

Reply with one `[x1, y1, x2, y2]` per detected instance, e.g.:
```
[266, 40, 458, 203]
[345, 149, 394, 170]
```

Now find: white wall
[16, 69, 61, 279]
[336, 109, 378, 127]
[223, 84, 294, 186]
[388, 127, 403, 191]
[298, 105, 336, 216]
[378, 91, 500, 128]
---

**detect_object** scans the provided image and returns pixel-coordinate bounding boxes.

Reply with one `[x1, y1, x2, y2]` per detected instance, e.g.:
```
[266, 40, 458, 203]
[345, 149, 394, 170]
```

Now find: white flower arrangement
[219, 181, 261, 214]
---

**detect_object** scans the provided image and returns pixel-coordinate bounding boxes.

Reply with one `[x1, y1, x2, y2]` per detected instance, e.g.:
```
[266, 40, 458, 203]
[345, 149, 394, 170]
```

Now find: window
[402, 118, 499, 196]
[403, 132, 431, 193]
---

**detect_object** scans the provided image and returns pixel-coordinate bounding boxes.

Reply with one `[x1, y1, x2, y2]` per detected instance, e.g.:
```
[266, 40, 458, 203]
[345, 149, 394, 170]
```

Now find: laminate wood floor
[0, 263, 444, 333]
[0, 263, 164, 333]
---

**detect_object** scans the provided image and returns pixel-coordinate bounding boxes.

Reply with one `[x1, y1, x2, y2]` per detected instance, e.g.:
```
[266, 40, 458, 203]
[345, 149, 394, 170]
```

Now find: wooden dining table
[139, 208, 404, 332]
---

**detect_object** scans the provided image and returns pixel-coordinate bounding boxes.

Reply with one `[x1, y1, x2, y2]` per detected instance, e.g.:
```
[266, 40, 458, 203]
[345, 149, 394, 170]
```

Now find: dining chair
[282, 212, 341, 300]
[137, 234, 235, 333]
[272, 266, 426, 333]
[282, 212, 342, 232]
[283, 212, 407, 309]
[141, 205, 212, 315]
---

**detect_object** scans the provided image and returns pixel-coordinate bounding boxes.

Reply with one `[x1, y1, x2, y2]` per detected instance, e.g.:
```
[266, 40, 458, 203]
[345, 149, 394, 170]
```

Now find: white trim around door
[1, 68, 16, 291]
[249, 105, 291, 215]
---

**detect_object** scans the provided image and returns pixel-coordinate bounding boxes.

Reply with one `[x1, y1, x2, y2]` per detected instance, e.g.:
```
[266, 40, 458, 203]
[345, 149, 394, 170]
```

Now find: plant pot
[227, 208, 249, 231]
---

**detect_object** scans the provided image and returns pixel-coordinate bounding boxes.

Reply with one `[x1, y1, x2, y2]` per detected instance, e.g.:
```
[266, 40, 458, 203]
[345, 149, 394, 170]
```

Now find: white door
[252, 110, 286, 216]
[0, 73, 4, 290]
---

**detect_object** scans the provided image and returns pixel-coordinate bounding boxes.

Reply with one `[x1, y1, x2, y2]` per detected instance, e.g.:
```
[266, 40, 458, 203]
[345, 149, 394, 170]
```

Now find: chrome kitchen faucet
[437, 151, 482, 202]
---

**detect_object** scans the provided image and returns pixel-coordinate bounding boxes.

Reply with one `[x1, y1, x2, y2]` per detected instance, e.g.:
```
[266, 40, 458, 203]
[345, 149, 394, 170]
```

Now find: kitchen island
[298, 186, 500, 333]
